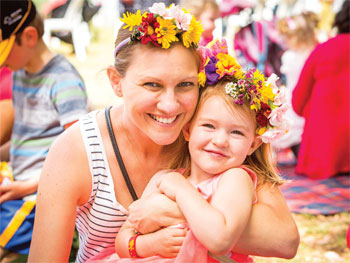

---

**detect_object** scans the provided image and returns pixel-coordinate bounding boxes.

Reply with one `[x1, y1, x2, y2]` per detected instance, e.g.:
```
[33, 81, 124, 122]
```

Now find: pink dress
[87, 167, 257, 263]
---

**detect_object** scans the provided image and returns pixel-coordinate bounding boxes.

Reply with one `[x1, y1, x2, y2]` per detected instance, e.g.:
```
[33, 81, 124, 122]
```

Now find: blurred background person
[292, 0, 350, 179]
[180, 0, 220, 46]
[272, 11, 319, 164]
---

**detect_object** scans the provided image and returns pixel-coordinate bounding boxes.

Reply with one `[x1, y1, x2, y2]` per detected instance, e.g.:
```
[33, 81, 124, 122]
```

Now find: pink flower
[149, 3, 167, 16]
[266, 73, 279, 93]
[260, 128, 288, 143]
[166, 5, 192, 30]
[269, 103, 289, 126]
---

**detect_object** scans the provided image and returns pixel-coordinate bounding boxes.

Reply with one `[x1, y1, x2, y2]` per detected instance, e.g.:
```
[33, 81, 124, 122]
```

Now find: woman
[28, 3, 299, 262]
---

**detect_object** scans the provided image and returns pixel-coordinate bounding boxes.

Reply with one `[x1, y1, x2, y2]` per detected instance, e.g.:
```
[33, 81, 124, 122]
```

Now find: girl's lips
[204, 149, 228, 158]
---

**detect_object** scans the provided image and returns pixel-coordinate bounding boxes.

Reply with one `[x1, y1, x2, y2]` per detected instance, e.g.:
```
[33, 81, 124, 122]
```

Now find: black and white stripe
[76, 111, 128, 262]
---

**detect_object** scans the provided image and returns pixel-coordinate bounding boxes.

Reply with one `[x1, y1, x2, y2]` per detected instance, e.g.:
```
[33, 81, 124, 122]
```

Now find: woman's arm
[116, 171, 187, 258]
[232, 182, 300, 258]
[157, 169, 255, 255]
[28, 125, 91, 262]
[127, 170, 186, 234]
[115, 218, 187, 258]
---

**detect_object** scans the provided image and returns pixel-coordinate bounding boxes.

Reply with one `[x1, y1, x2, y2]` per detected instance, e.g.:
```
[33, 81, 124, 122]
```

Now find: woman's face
[118, 44, 200, 145]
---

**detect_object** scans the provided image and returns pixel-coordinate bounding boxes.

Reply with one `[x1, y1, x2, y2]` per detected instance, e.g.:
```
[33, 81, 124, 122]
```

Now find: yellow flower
[120, 10, 143, 31]
[253, 69, 275, 104]
[182, 17, 203, 48]
[257, 127, 267, 135]
[198, 72, 206, 87]
[155, 17, 179, 49]
[216, 53, 243, 78]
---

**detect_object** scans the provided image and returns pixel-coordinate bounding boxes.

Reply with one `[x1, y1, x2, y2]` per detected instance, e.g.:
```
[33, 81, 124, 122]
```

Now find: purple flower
[205, 57, 220, 85]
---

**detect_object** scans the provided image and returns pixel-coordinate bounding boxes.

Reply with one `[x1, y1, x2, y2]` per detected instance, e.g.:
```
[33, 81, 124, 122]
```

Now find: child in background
[91, 39, 291, 262]
[273, 11, 318, 161]
[180, 0, 220, 46]
[0, 0, 88, 260]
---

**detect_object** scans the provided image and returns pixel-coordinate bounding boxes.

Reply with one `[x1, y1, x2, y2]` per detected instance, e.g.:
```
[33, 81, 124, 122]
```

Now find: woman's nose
[157, 89, 179, 115]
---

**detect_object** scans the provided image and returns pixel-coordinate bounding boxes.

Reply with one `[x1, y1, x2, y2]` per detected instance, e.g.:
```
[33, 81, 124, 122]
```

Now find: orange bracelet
[128, 233, 141, 258]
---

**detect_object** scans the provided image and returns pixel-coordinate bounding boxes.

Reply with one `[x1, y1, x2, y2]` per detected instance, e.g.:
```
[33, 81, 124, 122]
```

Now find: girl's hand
[156, 172, 191, 201]
[128, 193, 185, 234]
[138, 227, 188, 258]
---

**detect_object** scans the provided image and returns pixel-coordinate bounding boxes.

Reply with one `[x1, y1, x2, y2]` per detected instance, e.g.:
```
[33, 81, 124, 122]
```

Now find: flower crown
[198, 39, 290, 143]
[117, 2, 203, 53]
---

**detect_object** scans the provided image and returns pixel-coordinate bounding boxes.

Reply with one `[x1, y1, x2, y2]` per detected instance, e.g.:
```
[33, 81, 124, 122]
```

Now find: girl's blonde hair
[277, 11, 319, 48]
[180, 0, 220, 19]
[168, 82, 284, 186]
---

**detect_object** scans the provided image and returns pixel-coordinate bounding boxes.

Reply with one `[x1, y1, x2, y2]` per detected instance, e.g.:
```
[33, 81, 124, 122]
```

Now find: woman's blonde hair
[114, 24, 202, 78]
[167, 82, 284, 186]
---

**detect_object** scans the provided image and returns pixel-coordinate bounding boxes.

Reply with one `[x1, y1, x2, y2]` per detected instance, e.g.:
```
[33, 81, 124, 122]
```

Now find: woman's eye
[178, 82, 195, 88]
[144, 82, 160, 88]
[231, 130, 244, 136]
[203, 123, 215, 129]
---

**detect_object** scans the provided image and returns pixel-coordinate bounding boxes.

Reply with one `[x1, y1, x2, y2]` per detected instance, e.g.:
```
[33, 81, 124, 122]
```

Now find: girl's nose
[157, 89, 179, 115]
[212, 129, 229, 148]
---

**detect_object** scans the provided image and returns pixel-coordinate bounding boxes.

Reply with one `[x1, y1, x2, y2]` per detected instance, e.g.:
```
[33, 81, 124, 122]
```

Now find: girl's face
[184, 95, 261, 178]
[115, 44, 200, 145]
[199, 7, 218, 40]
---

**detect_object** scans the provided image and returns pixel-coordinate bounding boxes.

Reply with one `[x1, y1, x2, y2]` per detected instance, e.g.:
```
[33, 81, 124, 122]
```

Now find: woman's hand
[137, 227, 188, 258]
[128, 193, 185, 234]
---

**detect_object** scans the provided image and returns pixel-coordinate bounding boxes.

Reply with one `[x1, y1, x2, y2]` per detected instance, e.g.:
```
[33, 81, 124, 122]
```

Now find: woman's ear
[107, 65, 123, 97]
[182, 122, 191, 141]
[248, 136, 263, 156]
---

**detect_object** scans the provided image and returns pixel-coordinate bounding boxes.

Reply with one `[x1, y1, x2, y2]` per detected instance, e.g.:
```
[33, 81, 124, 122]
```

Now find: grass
[255, 213, 350, 263]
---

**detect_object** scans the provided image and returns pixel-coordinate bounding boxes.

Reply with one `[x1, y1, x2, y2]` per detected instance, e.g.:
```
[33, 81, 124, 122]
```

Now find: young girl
[89, 39, 291, 262]
[180, 0, 220, 46]
[274, 11, 318, 159]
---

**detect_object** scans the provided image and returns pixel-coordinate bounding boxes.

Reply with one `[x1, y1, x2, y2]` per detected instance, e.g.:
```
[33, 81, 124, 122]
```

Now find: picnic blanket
[279, 165, 350, 215]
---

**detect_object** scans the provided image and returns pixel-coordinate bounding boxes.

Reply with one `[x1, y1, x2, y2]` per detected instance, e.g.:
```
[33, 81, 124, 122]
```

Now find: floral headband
[115, 3, 203, 55]
[198, 39, 290, 143]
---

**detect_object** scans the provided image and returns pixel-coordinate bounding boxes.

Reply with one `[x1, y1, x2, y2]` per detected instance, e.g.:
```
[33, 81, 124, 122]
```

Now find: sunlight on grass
[255, 213, 350, 263]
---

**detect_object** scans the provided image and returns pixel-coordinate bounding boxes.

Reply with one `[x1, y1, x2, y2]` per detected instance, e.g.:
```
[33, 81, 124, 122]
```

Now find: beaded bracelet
[128, 233, 141, 258]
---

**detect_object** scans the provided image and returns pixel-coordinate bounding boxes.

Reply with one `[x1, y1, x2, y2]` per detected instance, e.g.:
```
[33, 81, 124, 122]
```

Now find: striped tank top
[76, 111, 128, 262]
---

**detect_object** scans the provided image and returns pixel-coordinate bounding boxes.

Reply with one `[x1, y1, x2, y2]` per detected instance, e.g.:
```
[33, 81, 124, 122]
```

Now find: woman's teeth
[150, 114, 177, 124]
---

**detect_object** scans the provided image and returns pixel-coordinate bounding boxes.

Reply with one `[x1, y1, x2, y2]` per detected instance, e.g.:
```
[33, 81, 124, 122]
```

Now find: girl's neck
[187, 166, 217, 186]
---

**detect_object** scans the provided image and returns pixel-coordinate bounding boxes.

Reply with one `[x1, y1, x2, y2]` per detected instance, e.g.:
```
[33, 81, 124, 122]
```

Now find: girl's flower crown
[115, 3, 203, 55]
[198, 39, 290, 143]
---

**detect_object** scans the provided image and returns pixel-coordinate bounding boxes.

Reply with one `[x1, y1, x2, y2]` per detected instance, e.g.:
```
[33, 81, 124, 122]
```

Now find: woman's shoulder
[43, 122, 92, 204]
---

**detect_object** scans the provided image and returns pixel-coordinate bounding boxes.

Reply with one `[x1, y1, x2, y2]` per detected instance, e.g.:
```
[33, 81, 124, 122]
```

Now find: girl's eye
[231, 130, 244, 136]
[203, 123, 215, 129]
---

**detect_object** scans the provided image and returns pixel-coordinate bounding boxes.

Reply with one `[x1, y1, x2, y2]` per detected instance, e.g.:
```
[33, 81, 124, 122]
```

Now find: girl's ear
[182, 122, 191, 141]
[107, 65, 123, 97]
[247, 136, 263, 156]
